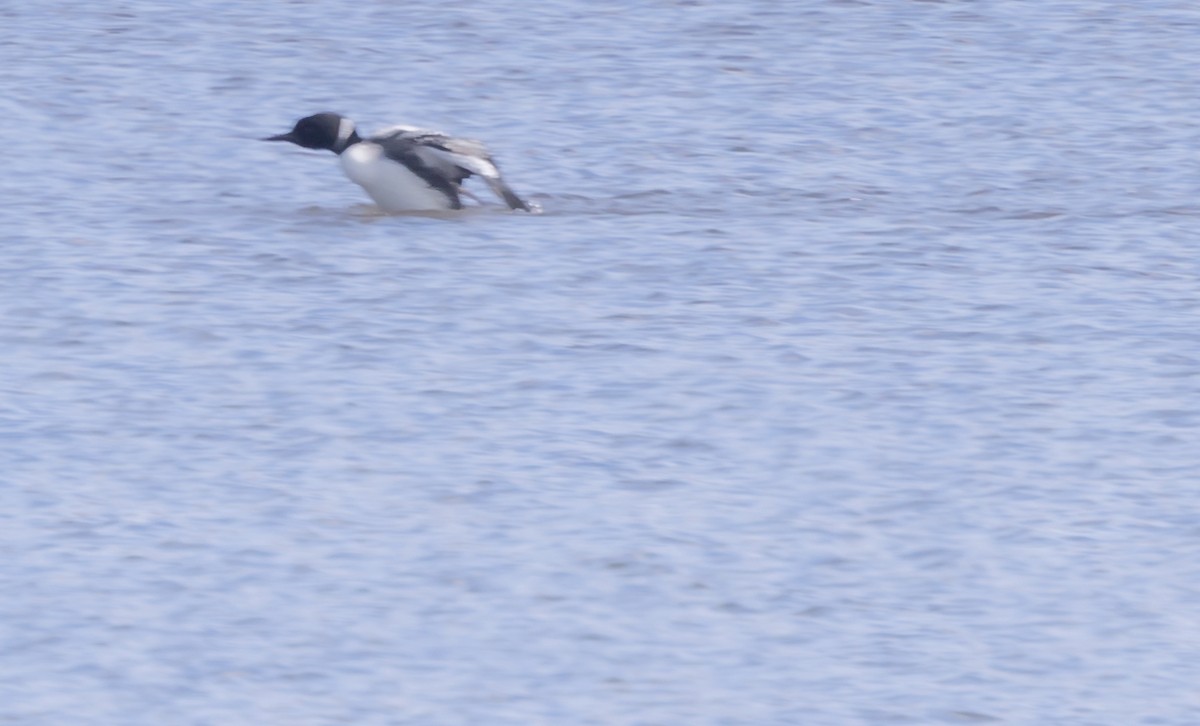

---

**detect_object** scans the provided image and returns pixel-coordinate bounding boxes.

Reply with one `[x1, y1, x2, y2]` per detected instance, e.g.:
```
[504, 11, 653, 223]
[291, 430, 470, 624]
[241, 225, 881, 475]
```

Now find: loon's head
[263, 113, 361, 153]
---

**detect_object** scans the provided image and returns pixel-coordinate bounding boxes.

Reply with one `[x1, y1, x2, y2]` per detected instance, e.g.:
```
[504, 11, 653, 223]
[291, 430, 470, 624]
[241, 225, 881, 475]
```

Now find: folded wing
[371, 126, 531, 211]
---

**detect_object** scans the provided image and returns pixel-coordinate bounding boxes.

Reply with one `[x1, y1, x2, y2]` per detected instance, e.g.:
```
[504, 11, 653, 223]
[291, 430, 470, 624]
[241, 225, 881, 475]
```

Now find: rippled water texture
[3, 2, 1200, 724]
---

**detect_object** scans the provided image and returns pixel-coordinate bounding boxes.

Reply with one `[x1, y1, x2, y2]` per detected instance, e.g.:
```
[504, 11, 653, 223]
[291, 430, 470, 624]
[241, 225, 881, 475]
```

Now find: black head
[262, 113, 361, 153]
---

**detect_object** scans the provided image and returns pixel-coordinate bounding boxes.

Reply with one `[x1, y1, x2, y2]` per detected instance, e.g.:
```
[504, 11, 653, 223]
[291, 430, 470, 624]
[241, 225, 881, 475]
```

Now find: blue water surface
[2, 1, 1200, 724]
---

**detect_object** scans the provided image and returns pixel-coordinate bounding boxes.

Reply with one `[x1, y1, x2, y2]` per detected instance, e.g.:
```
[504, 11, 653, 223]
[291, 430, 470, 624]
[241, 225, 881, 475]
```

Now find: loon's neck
[332, 129, 362, 154]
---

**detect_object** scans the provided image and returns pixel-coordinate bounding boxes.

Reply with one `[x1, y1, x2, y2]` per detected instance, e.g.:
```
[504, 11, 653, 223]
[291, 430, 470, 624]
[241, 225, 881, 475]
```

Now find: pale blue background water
[3, 1, 1200, 724]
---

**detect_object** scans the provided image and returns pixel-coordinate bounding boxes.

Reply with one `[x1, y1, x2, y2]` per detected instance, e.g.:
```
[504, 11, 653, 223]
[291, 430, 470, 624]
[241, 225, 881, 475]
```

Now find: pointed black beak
[262, 132, 297, 143]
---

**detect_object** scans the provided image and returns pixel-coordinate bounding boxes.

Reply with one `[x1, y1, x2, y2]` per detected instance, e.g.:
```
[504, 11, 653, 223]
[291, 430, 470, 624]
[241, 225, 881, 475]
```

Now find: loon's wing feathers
[370, 133, 463, 208]
[370, 125, 530, 211]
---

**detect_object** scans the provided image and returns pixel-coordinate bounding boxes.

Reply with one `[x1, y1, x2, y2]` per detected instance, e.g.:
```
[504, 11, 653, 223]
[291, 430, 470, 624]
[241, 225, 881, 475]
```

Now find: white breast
[339, 142, 453, 212]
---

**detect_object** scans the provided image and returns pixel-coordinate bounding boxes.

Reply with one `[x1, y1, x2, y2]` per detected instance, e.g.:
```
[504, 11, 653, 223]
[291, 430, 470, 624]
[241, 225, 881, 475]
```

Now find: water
[3, 1, 1200, 724]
